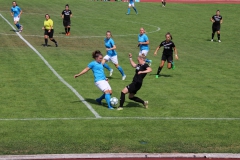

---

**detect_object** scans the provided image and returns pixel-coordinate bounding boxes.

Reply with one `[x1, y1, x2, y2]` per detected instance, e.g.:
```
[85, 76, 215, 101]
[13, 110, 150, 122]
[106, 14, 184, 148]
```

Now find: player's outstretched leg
[117, 91, 125, 110]
[117, 66, 126, 80]
[126, 8, 130, 15]
[133, 7, 138, 14]
[105, 93, 113, 109]
[96, 93, 105, 105]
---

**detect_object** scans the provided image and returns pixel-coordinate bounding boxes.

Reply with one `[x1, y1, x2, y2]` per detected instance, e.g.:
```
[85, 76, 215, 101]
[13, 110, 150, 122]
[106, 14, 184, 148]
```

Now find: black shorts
[212, 24, 220, 32]
[44, 29, 54, 38]
[63, 20, 71, 27]
[126, 82, 142, 94]
[162, 53, 173, 63]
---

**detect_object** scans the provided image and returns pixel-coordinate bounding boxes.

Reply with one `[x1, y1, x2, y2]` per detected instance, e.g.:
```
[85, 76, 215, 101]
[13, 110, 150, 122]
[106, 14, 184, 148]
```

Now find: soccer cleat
[211, 39, 213, 42]
[68, 32, 70, 36]
[126, 13, 129, 15]
[122, 75, 126, 80]
[43, 44, 48, 47]
[19, 25, 23, 32]
[117, 107, 123, 111]
[218, 40, 221, 43]
[55, 42, 58, 47]
[65, 33, 68, 36]
[96, 98, 102, 105]
[143, 101, 148, 109]
[171, 61, 175, 70]
[109, 69, 113, 76]
[108, 106, 114, 110]
[156, 75, 159, 78]
[148, 60, 152, 66]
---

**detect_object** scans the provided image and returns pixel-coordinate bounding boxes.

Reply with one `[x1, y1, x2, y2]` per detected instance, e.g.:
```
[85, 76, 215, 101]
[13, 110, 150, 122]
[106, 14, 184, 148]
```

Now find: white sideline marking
[0, 153, 240, 160]
[0, 117, 240, 121]
[0, 13, 101, 119]
[0, 12, 161, 39]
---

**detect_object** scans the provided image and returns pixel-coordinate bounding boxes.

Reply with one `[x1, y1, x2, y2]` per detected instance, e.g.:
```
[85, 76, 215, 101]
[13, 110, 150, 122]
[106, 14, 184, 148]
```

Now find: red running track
[140, 0, 240, 4]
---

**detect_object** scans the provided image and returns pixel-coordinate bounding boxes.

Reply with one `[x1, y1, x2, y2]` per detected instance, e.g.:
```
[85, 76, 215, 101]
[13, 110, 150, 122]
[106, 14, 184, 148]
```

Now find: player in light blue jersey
[10, 1, 23, 32]
[74, 50, 114, 110]
[126, 0, 138, 15]
[102, 31, 126, 80]
[138, 27, 152, 66]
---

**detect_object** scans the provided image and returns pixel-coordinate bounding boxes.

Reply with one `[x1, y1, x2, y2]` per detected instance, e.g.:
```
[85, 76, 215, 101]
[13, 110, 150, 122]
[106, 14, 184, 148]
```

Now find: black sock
[45, 39, 48, 45]
[212, 33, 215, 39]
[68, 27, 71, 32]
[129, 96, 144, 105]
[65, 28, 67, 33]
[51, 39, 57, 43]
[164, 2, 166, 6]
[119, 92, 125, 107]
[157, 66, 162, 75]
[162, 1, 164, 5]
[217, 34, 220, 40]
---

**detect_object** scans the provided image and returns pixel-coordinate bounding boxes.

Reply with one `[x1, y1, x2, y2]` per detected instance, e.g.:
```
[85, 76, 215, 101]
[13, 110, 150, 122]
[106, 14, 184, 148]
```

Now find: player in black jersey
[210, 10, 223, 42]
[61, 4, 72, 36]
[117, 53, 152, 111]
[154, 32, 178, 78]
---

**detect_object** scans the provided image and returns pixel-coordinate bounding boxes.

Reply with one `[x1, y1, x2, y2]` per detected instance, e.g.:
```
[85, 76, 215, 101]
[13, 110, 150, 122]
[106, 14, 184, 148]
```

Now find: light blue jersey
[138, 33, 149, 51]
[11, 6, 21, 18]
[129, 0, 134, 4]
[88, 61, 106, 82]
[104, 38, 117, 57]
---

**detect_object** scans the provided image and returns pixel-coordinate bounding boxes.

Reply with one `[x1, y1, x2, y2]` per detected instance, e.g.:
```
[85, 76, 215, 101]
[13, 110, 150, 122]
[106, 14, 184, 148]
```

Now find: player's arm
[220, 18, 223, 24]
[174, 47, 178, 60]
[61, 14, 64, 19]
[107, 45, 116, 51]
[210, 17, 215, 23]
[154, 46, 161, 56]
[138, 66, 152, 74]
[74, 67, 90, 78]
[129, 53, 137, 68]
[18, 9, 22, 17]
[139, 40, 149, 45]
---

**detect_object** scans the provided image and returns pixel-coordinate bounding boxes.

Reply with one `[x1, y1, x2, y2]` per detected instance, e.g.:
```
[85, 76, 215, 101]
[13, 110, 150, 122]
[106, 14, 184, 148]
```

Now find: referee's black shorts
[212, 24, 220, 33]
[63, 20, 71, 27]
[44, 29, 54, 38]
[126, 82, 142, 94]
[162, 53, 173, 63]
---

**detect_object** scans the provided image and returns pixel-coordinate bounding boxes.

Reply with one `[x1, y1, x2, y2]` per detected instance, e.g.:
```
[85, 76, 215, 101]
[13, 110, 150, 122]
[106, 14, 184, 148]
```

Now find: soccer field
[0, 0, 240, 154]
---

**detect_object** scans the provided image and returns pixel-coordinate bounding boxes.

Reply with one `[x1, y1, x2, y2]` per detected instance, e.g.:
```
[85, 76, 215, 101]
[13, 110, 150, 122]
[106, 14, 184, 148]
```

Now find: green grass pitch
[0, 0, 240, 154]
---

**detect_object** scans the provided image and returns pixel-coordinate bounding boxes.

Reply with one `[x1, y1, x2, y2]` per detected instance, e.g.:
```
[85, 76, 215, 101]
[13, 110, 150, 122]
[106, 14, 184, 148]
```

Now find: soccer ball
[110, 97, 118, 106]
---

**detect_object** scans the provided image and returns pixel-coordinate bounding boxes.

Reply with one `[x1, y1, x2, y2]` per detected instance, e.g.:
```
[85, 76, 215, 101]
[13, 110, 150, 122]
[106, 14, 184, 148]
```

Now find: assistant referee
[42, 14, 58, 47]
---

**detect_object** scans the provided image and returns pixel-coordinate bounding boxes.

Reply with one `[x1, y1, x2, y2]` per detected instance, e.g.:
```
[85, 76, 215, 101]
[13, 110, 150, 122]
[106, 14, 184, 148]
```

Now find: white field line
[1, 153, 240, 160]
[0, 11, 160, 39]
[0, 117, 240, 121]
[0, 13, 101, 119]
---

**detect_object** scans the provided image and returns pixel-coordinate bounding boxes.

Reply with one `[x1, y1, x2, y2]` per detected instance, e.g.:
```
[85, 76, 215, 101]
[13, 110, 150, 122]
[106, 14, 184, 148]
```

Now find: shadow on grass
[149, 73, 172, 77]
[41, 44, 52, 47]
[59, 32, 66, 34]
[10, 29, 17, 32]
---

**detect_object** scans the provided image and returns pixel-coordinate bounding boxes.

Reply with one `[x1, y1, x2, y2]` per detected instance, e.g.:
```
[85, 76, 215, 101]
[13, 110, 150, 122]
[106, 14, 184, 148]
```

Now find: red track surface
[38, 158, 240, 160]
[140, 0, 240, 4]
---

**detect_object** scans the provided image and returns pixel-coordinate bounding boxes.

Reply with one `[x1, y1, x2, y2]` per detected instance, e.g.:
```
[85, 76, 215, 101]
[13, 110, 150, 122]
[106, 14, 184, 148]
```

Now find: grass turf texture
[0, 0, 240, 154]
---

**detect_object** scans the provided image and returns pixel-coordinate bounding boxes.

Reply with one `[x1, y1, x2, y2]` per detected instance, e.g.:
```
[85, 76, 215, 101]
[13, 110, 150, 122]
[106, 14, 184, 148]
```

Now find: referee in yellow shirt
[42, 14, 58, 47]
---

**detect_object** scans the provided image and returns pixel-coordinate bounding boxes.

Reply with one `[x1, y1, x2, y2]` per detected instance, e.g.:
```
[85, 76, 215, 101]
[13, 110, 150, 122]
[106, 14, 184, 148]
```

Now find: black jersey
[159, 40, 175, 55]
[62, 10, 72, 21]
[132, 63, 149, 83]
[212, 15, 222, 25]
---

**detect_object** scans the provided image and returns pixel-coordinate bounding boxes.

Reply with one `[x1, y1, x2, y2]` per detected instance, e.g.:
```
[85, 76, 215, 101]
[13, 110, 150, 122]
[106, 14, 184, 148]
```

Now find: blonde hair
[138, 54, 146, 61]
